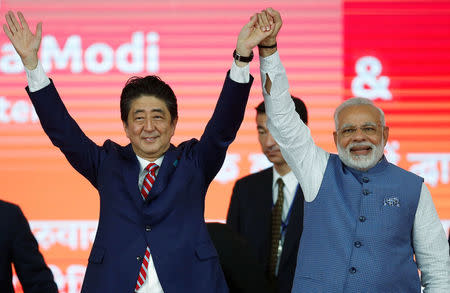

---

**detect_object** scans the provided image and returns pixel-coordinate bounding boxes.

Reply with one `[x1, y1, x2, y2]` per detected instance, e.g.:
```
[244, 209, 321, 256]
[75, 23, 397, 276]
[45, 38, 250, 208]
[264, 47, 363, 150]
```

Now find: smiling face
[123, 95, 177, 161]
[256, 113, 286, 167]
[333, 104, 389, 171]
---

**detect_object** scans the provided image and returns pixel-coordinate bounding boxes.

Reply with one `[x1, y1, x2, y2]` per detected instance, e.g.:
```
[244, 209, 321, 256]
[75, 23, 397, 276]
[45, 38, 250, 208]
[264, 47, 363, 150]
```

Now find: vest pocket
[380, 204, 403, 229]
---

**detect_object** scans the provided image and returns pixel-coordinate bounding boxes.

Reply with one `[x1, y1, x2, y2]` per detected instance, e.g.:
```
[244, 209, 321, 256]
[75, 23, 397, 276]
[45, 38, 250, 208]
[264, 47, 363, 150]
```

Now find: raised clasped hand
[256, 8, 282, 47]
[236, 13, 274, 58]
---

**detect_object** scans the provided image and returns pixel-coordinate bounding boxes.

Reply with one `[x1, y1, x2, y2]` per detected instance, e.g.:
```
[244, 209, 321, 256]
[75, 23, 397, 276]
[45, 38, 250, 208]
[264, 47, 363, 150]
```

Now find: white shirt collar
[272, 168, 298, 195]
[272, 167, 299, 222]
[136, 155, 164, 175]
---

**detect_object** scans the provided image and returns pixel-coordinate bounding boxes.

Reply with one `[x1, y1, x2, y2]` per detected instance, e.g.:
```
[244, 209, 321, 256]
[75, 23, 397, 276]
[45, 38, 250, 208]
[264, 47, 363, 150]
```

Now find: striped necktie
[135, 163, 158, 292]
[269, 178, 284, 278]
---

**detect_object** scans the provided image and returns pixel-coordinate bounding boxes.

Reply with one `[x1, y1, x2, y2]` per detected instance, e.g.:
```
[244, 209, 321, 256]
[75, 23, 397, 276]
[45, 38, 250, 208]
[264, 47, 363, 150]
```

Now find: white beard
[337, 139, 385, 171]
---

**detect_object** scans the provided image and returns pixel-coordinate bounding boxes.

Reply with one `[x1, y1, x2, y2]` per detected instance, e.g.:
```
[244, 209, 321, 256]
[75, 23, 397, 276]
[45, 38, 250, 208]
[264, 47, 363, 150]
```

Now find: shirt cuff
[230, 61, 250, 84]
[25, 61, 51, 92]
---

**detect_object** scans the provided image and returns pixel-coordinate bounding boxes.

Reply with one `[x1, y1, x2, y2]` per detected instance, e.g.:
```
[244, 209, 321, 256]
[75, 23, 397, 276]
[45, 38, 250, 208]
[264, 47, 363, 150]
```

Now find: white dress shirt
[25, 59, 251, 292]
[272, 168, 298, 274]
[272, 169, 297, 223]
[136, 155, 164, 293]
[260, 51, 450, 292]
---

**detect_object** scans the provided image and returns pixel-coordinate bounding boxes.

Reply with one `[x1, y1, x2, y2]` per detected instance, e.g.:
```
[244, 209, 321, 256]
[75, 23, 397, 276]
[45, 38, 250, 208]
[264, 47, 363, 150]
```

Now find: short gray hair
[334, 97, 385, 130]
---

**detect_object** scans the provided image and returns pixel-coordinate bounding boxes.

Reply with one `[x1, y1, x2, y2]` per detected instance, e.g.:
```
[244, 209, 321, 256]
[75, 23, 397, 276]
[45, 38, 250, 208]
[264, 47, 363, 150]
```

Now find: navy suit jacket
[0, 200, 58, 293]
[206, 223, 274, 293]
[27, 72, 253, 292]
[227, 167, 304, 293]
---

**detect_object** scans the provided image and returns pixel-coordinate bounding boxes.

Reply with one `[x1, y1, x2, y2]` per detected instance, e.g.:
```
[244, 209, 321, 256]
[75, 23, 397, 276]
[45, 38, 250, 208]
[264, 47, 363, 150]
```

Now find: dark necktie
[135, 163, 158, 292]
[269, 178, 284, 278]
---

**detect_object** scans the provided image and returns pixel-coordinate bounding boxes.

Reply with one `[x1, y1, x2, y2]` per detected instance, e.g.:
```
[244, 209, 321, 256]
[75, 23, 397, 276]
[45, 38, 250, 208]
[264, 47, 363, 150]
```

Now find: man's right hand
[3, 11, 42, 70]
[257, 8, 282, 57]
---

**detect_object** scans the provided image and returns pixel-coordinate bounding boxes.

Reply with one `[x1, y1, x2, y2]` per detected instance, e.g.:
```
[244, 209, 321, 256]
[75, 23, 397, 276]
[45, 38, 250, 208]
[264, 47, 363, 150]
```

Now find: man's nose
[265, 133, 276, 147]
[352, 128, 367, 141]
[144, 119, 154, 131]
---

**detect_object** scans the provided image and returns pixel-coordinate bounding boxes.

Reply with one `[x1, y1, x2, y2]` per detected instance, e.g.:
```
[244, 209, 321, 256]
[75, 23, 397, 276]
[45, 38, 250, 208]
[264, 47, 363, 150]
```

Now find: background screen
[1, 0, 449, 292]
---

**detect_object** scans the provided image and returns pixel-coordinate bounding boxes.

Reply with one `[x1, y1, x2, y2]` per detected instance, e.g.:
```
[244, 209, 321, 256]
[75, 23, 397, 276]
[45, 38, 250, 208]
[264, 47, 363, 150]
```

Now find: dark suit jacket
[207, 223, 274, 293]
[227, 167, 304, 293]
[0, 200, 58, 293]
[26, 72, 253, 293]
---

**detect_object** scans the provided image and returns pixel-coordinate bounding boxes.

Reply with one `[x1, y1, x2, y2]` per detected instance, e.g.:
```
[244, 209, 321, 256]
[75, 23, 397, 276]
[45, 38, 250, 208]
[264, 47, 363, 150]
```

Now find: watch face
[233, 50, 253, 62]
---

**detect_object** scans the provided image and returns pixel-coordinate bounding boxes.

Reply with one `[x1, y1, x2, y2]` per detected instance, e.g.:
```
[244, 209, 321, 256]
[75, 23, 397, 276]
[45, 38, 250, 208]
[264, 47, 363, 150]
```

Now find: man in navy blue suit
[3, 10, 273, 292]
[0, 200, 58, 293]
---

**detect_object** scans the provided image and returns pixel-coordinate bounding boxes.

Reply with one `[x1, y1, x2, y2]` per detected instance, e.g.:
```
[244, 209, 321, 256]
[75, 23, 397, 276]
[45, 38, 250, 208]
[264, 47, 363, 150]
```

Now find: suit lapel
[121, 144, 143, 210]
[149, 144, 179, 199]
[258, 168, 274, 217]
[256, 168, 275, 269]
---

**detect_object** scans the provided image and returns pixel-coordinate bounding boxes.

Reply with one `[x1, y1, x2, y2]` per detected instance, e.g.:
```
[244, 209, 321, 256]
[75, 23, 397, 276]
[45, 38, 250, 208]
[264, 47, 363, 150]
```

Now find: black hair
[120, 75, 178, 124]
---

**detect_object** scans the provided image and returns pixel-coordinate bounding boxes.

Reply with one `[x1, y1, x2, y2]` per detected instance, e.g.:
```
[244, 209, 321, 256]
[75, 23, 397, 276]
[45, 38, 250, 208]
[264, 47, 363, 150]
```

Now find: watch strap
[233, 49, 254, 63]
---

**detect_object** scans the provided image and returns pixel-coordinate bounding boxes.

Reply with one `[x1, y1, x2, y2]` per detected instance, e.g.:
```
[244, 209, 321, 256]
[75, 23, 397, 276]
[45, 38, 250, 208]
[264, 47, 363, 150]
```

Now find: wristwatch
[233, 49, 254, 63]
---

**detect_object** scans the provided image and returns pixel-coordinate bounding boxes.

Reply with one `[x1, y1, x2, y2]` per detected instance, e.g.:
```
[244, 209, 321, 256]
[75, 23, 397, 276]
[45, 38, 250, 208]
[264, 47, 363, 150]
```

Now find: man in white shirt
[254, 8, 450, 293]
[3, 10, 274, 292]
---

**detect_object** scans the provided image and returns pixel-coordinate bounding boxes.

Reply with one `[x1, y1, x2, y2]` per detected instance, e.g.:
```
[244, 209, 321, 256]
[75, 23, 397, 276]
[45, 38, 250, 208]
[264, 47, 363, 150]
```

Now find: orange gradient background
[0, 0, 449, 292]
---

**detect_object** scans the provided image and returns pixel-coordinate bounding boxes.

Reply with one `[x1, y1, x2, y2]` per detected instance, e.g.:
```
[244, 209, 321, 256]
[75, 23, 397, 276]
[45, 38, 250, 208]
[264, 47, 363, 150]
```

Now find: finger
[3, 23, 13, 40]
[259, 10, 271, 31]
[266, 8, 282, 32]
[257, 13, 268, 32]
[266, 13, 274, 26]
[247, 14, 257, 28]
[264, 10, 274, 28]
[254, 28, 274, 44]
[17, 11, 30, 31]
[243, 14, 257, 32]
[8, 11, 21, 31]
[6, 12, 18, 33]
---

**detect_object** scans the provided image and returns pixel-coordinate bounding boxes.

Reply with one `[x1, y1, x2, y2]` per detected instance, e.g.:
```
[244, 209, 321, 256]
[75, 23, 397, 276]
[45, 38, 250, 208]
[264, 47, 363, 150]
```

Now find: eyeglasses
[337, 124, 381, 137]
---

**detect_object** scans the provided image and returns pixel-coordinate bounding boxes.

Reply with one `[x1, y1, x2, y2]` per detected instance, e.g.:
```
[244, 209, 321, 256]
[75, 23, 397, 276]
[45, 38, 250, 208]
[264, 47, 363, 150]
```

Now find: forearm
[413, 183, 450, 291]
[260, 52, 328, 202]
[204, 70, 253, 139]
[258, 46, 277, 95]
[197, 70, 253, 182]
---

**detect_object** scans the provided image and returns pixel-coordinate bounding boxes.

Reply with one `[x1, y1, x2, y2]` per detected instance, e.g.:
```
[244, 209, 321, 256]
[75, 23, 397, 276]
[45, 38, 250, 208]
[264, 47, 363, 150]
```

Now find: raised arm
[255, 8, 329, 202]
[256, 7, 282, 94]
[3, 11, 103, 187]
[197, 14, 275, 183]
[3, 11, 41, 70]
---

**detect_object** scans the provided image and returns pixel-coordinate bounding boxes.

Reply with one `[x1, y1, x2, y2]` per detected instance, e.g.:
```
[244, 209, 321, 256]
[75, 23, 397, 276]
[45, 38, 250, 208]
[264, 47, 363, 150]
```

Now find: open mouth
[143, 136, 158, 142]
[350, 145, 372, 156]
